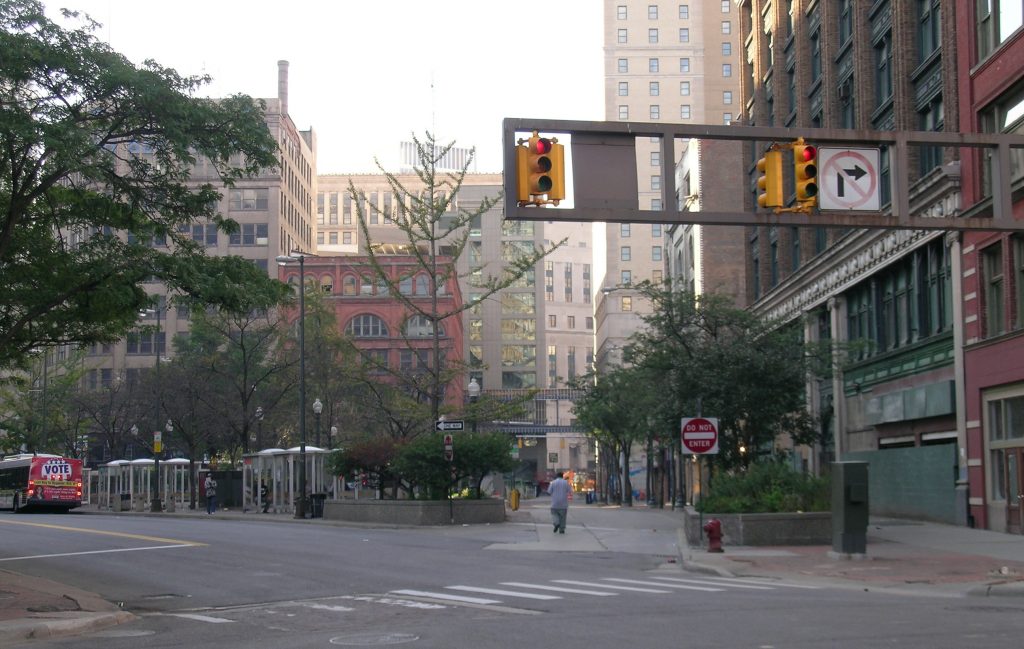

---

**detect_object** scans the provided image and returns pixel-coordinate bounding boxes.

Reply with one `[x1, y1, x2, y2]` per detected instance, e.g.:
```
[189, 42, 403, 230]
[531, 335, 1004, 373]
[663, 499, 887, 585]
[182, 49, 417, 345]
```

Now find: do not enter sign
[681, 417, 719, 455]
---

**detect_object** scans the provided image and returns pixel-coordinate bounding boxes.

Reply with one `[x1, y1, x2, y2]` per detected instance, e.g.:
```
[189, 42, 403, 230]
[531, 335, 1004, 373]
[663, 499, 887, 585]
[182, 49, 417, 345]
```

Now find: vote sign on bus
[681, 417, 720, 455]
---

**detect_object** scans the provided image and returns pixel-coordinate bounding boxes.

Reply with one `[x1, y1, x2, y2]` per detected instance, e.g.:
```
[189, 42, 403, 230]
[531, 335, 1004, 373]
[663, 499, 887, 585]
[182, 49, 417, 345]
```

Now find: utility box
[831, 461, 869, 555]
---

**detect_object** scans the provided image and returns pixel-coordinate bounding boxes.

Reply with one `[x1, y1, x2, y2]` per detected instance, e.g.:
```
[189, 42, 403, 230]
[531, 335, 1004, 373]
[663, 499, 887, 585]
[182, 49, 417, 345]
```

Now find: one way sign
[436, 420, 465, 431]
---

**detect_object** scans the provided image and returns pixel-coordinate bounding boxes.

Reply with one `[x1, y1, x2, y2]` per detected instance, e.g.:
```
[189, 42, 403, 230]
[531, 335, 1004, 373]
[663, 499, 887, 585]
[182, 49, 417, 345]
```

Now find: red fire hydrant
[703, 518, 724, 553]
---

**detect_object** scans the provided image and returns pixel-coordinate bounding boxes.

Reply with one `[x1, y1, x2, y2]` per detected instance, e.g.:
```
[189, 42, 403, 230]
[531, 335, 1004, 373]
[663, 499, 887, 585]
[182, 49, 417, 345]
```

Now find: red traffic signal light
[793, 138, 818, 206]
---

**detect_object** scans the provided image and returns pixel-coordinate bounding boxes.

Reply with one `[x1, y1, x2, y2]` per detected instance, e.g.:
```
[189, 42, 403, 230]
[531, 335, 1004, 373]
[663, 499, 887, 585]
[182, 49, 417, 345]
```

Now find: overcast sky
[45, 0, 605, 174]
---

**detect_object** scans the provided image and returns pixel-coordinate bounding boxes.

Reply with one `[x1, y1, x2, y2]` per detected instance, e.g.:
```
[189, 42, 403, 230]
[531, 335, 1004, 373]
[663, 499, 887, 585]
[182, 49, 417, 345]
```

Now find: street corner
[3, 610, 136, 644]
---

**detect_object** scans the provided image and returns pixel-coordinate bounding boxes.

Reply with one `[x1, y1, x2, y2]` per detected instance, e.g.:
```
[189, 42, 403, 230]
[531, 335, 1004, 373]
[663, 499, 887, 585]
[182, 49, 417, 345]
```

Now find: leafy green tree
[390, 431, 516, 500]
[628, 282, 819, 471]
[0, 349, 85, 454]
[0, 0, 284, 370]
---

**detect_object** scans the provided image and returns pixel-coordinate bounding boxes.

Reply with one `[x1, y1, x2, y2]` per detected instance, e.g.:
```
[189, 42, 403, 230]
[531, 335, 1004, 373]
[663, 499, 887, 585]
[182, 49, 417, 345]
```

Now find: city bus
[0, 454, 83, 512]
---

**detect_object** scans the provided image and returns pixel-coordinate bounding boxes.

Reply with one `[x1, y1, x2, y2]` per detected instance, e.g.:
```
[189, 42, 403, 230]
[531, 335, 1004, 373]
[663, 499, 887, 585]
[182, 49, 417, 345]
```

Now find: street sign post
[153, 431, 162, 454]
[681, 417, 719, 455]
[444, 434, 454, 462]
[436, 420, 465, 432]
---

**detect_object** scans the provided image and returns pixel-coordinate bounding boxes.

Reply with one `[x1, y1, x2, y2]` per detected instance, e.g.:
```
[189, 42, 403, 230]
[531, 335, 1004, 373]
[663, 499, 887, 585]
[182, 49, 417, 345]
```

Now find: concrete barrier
[323, 498, 506, 525]
[682, 506, 831, 546]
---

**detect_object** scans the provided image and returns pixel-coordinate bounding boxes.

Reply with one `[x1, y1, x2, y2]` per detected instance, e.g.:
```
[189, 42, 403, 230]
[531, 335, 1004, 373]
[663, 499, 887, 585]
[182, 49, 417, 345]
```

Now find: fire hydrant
[703, 518, 724, 553]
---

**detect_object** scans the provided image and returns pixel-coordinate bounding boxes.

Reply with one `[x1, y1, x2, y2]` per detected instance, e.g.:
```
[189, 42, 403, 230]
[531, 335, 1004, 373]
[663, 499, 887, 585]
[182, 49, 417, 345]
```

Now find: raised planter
[682, 506, 831, 546]
[323, 498, 506, 526]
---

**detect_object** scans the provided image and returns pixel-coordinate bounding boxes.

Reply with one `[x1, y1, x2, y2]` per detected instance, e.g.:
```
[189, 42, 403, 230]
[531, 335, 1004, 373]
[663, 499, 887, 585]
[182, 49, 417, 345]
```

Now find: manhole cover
[330, 632, 419, 646]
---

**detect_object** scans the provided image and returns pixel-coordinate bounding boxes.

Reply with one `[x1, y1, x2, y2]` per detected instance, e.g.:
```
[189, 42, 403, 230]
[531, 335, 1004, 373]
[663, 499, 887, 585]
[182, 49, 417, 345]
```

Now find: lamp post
[276, 253, 309, 519]
[467, 378, 480, 432]
[141, 306, 165, 513]
[254, 406, 264, 451]
[313, 398, 323, 448]
[330, 425, 338, 449]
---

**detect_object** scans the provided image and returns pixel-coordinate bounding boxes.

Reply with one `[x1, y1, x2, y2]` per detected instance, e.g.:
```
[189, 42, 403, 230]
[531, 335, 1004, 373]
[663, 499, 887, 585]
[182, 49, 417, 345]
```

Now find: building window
[617, 4, 627, 19]
[721, 20, 731, 34]
[724, 113, 733, 124]
[621, 246, 631, 261]
[1016, 236, 1024, 330]
[621, 296, 632, 312]
[548, 314, 557, 328]
[343, 231, 352, 244]
[228, 223, 269, 246]
[680, 81, 690, 96]
[680, 57, 690, 73]
[723, 91, 733, 105]
[619, 105, 629, 120]
[651, 151, 661, 167]
[649, 58, 659, 73]
[839, 0, 852, 45]
[652, 246, 662, 261]
[317, 232, 324, 245]
[649, 28, 659, 44]
[919, 97, 944, 175]
[619, 81, 629, 96]
[229, 188, 269, 211]
[722, 42, 732, 56]
[679, 5, 689, 20]
[919, 0, 941, 62]
[650, 105, 660, 120]
[651, 198, 662, 210]
[722, 63, 732, 77]
[679, 28, 689, 43]
[618, 58, 628, 73]
[621, 223, 631, 237]
[721, 0, 730, 12]
[567, 315, 576, 330]
[681, 105, 691, 119]
[983, 243, 1005, 338]
[618, 29, 627, 43]
[621, 270, 632, 285]
[810, 30, 821, 82]
[329, 232, 338, 245]
[648, 4, 658, 19]
[651, 175, 661, 190]
[875, 35, 893, 107]
[976, 0, 1024, 60]
[346, 314, 389, 338]
[650, 81, 660, 96]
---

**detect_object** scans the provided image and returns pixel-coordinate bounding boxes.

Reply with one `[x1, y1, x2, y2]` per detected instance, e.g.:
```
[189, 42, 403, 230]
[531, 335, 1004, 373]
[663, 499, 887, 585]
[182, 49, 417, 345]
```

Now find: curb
[967, 581, 1024, 598]
[2, 610, 135, 643]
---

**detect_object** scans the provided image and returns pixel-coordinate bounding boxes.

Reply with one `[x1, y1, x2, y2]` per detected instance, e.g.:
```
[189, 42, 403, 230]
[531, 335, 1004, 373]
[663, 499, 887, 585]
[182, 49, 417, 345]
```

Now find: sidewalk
[4, 503, 1024, 643]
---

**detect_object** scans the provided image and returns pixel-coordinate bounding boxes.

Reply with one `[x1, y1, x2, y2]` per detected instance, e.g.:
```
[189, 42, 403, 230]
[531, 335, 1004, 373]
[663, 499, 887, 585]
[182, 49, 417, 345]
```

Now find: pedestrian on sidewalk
[204, 474, 217, 514]
[547, 472, 571, 534]
[260, 482, 270, 513]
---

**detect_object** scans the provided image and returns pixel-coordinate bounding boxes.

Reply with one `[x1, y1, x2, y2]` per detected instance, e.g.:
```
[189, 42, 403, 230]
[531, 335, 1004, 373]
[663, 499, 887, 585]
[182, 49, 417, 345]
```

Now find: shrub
[697, 460, 830, 513]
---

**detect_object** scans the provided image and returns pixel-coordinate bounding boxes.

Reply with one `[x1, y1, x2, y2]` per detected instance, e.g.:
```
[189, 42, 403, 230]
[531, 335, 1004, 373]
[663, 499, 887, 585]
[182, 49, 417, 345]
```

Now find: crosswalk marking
[500, 582, 619, 596]
[389, 589, 502, 605]
[164, 613, 235, 624]
[604, 577, 723, 592]
[553, 579, 672, 594]
[446, 586, 561, 600]
[692, 576, 821, 590]
[651, 576, 775, 590]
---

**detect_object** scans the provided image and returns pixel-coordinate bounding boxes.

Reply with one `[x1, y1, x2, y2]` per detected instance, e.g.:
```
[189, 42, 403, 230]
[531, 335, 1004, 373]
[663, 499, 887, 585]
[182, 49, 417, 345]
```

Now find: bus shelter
[242, 446, 333, 514]
[98, 460, 130, 511]
[129, 459, 155, 510]
[164, 458, 191, 511]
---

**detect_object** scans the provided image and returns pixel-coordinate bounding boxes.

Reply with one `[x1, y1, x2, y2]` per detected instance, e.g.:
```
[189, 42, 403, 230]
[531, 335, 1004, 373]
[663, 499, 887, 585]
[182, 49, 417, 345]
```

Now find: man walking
[547, 472, 571, 534]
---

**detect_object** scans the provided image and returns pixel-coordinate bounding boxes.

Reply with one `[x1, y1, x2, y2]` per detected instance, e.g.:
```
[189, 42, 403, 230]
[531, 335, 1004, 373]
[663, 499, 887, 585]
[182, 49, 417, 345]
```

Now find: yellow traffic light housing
[756, 149, 783, 208]
[792, 137, 818, 207]
[515, 131, 565, 206]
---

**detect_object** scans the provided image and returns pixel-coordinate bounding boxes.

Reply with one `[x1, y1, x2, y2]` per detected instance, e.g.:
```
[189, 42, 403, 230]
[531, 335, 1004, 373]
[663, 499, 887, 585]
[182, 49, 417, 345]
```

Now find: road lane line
[553, 579, 671, 594]
[694, 576, 822, 590]
[445, 585, 561, 600]
[162, 613, 235, 624]
[603, 577, 723, 592]
[500, 582, 618, 596]
[389, 590, 502, 605]
[0, 519, 205, 546]
[651, 576, 775, 590]
[0, 544, 197, 562]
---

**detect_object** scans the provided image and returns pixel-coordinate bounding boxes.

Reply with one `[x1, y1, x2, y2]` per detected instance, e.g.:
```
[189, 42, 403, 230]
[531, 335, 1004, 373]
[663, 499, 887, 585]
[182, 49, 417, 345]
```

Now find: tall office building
[598, 1, 743, 370]
[740, 2, 963, 519]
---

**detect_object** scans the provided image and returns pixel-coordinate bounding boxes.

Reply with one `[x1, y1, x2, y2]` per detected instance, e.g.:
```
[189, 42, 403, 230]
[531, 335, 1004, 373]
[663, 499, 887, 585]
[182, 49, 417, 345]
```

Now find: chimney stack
[277, 60, 289, 116]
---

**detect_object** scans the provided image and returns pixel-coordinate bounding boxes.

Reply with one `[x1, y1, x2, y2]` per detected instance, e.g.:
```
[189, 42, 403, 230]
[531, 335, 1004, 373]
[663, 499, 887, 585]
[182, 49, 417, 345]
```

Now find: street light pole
[277, 253, 308, 519]
[313, 398, 323, 448]
[144, 306, 164, 513]
[467, 378, 480, 432]
[255, 406, 264, 451]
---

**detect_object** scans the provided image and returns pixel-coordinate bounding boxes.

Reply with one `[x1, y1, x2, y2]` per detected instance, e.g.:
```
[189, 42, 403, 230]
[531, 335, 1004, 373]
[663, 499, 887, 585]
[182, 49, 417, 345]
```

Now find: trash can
[309, 493, 327, 519]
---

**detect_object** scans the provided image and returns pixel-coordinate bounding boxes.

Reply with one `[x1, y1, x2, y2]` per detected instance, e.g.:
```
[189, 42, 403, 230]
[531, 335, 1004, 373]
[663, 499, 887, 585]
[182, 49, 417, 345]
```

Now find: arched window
[342, 275, 357, 296]
[345, 314, 389, 338]
[399, 276, 413, 295]
[414, 275, 429, 295]
[404, 315, 443, 338]
[320, 274, 334, 293]
[360, 275, 373, 295]
[376, 278, 390, 296]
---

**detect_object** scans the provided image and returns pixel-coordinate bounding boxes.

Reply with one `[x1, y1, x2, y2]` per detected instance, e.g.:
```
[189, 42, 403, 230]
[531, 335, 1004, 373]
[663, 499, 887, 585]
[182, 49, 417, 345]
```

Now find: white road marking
[651, 576, 775, 590]
[163, 613, 235, 624]
[553, 579, 671, 594]
[500, 582, 618, 596]
[301, 603, 355, 612]
[389, 589, 501, 605]
[0, 544, 195, 562]
[604, 577, 723, 592]
[343, 595, 446, 610]
[445, 585, 560, 600]
[694, 576, 822, 590]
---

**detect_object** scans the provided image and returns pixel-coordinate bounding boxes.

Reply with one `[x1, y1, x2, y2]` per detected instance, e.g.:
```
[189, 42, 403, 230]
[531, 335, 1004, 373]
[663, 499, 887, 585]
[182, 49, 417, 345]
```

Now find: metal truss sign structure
[501, 117, 1024, 231]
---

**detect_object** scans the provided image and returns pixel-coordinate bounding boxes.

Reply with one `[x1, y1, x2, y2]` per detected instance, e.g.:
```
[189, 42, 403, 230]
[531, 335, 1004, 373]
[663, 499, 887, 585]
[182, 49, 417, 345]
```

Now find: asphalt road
[3, 510, 1024, 648]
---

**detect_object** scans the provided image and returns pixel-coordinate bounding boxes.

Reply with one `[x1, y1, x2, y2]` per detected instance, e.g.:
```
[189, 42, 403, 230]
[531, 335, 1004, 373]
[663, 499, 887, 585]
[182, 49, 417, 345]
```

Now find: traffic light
[756, 149, 783, 208]
[793, 138, 818, 206]
[515, 131, 565, 205]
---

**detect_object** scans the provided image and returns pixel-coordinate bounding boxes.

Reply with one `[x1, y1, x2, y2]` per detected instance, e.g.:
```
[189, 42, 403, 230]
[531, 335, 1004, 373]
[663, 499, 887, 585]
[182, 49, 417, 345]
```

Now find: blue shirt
[547, 478, 571, 509]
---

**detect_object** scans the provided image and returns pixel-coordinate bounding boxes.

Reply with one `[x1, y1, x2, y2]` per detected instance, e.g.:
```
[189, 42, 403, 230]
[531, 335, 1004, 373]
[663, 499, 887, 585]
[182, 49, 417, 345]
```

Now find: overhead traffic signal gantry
[756, 148, 783, 209]
[792, 137, 819, 207]
[515, 131, 565, 206]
